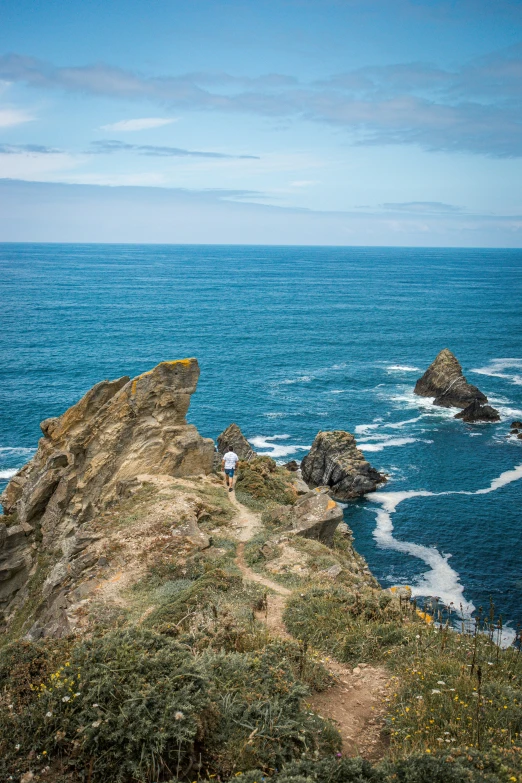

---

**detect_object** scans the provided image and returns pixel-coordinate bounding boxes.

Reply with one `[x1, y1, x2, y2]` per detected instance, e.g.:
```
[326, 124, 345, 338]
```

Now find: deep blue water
[1, 244, 521, 633]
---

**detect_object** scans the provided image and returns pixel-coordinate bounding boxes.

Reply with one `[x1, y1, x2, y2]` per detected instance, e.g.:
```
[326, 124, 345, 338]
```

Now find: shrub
[1, 628, 211, 783]
[283, 586, 407, 662]
[201, 643, 341, 774]
[235, 457, 296, 510]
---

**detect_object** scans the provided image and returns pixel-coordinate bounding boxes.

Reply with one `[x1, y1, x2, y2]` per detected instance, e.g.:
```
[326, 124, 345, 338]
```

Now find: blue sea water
[1, 244, 521, 633]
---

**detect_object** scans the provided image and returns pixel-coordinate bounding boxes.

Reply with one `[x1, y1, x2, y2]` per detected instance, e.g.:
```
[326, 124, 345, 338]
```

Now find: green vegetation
[235, 457, 296, 510]
[283, 584, 408, 663]
[2, 470, 521, 783]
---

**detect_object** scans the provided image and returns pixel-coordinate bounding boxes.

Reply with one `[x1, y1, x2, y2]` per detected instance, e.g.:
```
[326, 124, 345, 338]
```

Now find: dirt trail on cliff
[229, 490, 390, 761]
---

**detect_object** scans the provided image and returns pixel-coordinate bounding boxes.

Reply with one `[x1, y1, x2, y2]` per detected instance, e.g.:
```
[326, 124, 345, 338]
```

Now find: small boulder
[301, 431, 386, 500]
[511, 420, 522, 428]
[216, 423, 256, 461]
[455, 400, 500, 423]
[284, 460, 300, 471]
[290, 489, 344, 546]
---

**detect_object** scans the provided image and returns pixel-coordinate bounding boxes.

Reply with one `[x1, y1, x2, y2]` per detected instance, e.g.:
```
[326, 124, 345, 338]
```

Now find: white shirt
[223, 451, 239, 469]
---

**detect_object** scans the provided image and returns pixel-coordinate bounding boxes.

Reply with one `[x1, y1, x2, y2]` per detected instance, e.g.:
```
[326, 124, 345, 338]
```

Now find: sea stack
[217, 423, 256, 461]
[414, 349, 499, 420]
[301, 430, 386, 500]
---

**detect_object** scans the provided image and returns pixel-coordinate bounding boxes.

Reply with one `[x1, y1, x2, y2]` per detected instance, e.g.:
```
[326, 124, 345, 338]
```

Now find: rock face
[0, 359, 214, 626]
[414, 349, 492, 410]
[264, 487, 344, 546]
[216, 423, 256, 461]
[455, 400, 501, 423]
[301, 431, 386, 500]
[290, 489, 344, 546]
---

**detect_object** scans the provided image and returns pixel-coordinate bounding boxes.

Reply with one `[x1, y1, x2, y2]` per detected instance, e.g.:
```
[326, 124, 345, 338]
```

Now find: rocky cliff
[0, 359, 214, 633]
[414, 349, 495, 412]
[301, 431, 386, 500]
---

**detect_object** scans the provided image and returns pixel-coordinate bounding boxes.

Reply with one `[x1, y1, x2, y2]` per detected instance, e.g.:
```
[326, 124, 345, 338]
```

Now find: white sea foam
[359, 437, 430, 452]
[277, 375, 314, 386]
[367, 463, 522, 622]
[386, 365, 421, 373]
[355, 422, 381, 435]
[384, 415, 425, 430]
[471, 358, 522, 386]
[0, 446, 34, 455]
[0, 469, 18, 480]
[263, 412, 286, 419]
[248, 435, 311, 458]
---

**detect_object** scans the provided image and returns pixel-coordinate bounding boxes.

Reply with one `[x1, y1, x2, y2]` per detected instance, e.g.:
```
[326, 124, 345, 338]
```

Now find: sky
[0, 0, 522, 245]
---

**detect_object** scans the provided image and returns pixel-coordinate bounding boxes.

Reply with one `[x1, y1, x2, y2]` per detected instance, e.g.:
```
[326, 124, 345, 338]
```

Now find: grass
[235, 457, 296, 511]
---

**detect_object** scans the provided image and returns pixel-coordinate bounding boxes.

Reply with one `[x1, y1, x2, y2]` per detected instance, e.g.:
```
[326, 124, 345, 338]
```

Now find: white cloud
[99, 117, 177, 132]
[0, 107, 34, 127]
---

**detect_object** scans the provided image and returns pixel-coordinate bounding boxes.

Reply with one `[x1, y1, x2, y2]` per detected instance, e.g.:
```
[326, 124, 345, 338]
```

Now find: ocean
[1, 243, 521, 636]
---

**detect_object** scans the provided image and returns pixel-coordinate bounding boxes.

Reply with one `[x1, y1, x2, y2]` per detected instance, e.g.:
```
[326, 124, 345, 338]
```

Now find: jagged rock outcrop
[455, 400, 501, 423]
[301, 431, 386, 500]
[264, 487, 344, 546]
[290, 489, 344, 546]
[217, 423, 256, 461]
[414, 349, 494, 411]
[0, 359, 214, 626]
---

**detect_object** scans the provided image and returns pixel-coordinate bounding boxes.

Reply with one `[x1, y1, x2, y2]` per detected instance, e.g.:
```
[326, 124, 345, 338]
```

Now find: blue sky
[1, 0, 521, 245]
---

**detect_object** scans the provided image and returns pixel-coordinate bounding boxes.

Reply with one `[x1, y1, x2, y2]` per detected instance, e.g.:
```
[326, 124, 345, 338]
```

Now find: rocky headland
[414, 348, 499, 421]
[1, 359, 519, 783]
[301, 430, 387, 500]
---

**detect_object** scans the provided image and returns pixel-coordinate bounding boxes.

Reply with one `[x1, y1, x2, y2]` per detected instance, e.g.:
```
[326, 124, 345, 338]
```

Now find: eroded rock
[290, 489, 344, 546]
[414, 349, 495, 412]
[455, 400, 501, 423]
[301, 431, 386, 500]
[0, 359, 214, 625]
[217, 423, 256, 461]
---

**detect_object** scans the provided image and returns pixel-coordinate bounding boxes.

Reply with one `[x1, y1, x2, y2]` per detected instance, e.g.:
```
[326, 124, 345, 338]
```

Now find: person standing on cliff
[222, 446, 239, 493]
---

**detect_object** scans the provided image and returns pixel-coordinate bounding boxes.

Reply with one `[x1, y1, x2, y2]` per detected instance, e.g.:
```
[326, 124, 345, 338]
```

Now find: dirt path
[229, 491, 390, 761]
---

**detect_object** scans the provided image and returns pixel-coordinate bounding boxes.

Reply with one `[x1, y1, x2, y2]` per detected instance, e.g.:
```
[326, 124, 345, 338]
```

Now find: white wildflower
[437, 681, 446, 685]
[62, 696, 70, 702]
[431, 689, 441, 694]
[92, 720, 102, 728]
[471, 692, 479, 697]
[15, 744, 20, 750]
[45, 712, 53, 718]
[174, 711, 185, 721]
[92, 703, 99, 708]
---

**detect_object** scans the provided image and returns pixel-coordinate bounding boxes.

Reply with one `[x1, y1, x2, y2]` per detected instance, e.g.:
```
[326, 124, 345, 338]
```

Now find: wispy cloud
[378, 202, 463, 214]
[100, 117, 177, 132]
[0, 107, 34, 127]
[2, 45, 522, 156]
[0, 142, 59, 154]
[90, 139, 259, 159]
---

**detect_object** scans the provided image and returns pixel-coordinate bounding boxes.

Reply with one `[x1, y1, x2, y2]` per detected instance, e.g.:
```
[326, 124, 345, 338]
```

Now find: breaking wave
[249, 434, 311, 459]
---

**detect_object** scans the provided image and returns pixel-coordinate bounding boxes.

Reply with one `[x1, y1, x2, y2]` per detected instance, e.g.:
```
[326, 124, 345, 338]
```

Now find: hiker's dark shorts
[225, 468, 235, 477]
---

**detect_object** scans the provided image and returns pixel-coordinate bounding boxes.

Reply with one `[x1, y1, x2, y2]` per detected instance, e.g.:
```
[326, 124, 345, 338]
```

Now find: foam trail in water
[249, 434, 311, 458]
[359, 437, 420, 452]
[470, 358, 522, 386]
[386, 365, 421, 373]
[0, 469, 17, 480]
[367, 463, 522, 619]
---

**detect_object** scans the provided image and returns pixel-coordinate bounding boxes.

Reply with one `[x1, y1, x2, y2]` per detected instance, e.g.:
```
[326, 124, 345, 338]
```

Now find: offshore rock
[0, 359, 214, 623]
[301, 431, 386, 500]
[414, 349, 492, 410]
[217, 423, 256, 461]
[455, 400, 501, 423]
